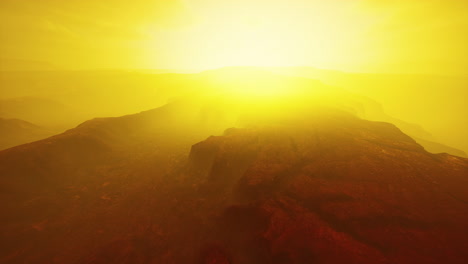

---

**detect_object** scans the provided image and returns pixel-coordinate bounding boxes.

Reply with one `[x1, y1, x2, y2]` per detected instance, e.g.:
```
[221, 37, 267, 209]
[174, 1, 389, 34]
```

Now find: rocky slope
[0, 105, 467, 264]
[188, 112, 468, 264]
[1, 68, 464, 156]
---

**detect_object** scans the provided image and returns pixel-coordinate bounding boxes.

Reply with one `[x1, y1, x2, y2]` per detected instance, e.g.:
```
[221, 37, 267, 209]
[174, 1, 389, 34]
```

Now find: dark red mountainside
[0, 105, 467, 264]
[189, 115, 468, 264]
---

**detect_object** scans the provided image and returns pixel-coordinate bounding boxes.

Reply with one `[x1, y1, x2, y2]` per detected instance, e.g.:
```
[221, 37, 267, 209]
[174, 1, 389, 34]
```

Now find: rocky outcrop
[188, 114, 468, 264]
[0, 108, 467, 264]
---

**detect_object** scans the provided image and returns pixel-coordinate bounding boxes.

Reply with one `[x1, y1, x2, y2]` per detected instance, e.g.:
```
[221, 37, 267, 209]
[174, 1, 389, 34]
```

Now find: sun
[146, 1, 375, 72]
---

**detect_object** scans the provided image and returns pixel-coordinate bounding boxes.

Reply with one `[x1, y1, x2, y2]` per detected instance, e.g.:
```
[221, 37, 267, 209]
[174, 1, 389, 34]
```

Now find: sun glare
[1, 1, 468, 262]
[146, 0, 377, 72]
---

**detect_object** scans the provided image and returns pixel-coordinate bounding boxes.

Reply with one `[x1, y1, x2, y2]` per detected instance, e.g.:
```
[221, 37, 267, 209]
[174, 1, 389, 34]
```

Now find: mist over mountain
[2, 0, 467, 263]
[0, 94, 467, 263]
[0, 97, 77, 130]
[1, 68, 465, 155]
[0, 67, 467, 263]
[0, 118, 55, 150]
[265, 66, 468, 154]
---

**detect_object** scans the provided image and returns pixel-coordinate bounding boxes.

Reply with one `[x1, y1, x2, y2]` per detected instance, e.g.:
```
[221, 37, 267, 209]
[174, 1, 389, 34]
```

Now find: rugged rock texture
[0, 108, 467, 264]
[188, 114, 468, 264]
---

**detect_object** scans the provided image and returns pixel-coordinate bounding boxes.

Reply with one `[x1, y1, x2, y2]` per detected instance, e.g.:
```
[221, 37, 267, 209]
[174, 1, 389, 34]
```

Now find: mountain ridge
[0, 102, 467, 263]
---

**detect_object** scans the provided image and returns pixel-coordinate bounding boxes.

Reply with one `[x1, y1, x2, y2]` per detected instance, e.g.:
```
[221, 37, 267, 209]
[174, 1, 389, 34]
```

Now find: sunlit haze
[1, 2, 468, 263]
[1, 0, 467, 73]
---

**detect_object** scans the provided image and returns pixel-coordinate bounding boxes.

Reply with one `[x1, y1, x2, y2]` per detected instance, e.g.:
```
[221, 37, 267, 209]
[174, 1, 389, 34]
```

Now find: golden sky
[1, 0, 467, 73]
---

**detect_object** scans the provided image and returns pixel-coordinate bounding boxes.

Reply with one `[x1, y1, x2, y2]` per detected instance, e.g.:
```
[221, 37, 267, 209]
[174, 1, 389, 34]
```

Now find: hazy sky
[1, 0, 467, 73]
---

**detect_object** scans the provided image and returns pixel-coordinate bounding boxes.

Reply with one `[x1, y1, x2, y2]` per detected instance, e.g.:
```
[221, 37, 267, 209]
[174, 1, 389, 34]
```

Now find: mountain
[0, 118, 55, 150]
[0, 70, 193, 118]
[188, 114, 468, 264]
[0, 99, 467, 264]
[265, 66, 468, 154]
[0, 68, 464, 156]
[413, 137, 467, 158]
[0, 97, 79, 129]
[197, 67, 467, 157]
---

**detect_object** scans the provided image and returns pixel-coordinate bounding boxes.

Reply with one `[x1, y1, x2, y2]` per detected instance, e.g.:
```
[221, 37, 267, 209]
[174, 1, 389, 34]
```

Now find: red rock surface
[188, 114, 468, 264]
[0, 108, 467, 264]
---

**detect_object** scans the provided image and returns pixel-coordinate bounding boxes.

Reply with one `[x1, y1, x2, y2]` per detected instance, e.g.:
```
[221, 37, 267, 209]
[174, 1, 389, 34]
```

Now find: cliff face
[188, 114, 468, 264]
[0, 108, 467, 264]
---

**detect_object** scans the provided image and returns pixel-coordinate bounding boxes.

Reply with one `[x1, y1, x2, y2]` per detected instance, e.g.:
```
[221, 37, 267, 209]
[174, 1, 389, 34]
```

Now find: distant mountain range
[1, 67, 465, 155]
[264, 66, 468, 154]
[0, 118, 55, 150]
